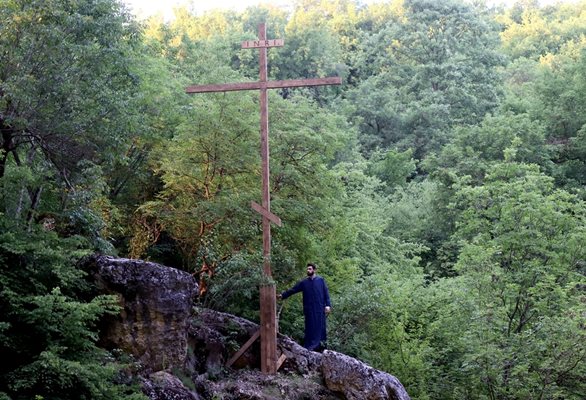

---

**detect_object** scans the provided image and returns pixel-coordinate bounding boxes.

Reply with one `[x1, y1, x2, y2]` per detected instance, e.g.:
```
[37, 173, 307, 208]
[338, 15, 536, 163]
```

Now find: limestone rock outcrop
[142, 371, 201, 400]
[321, 350, 411, 400]
[83, 255, 198, 372]
[190, 308, 410, 400]
[85, 255, 411, 399]
[188, 308, 323, 376]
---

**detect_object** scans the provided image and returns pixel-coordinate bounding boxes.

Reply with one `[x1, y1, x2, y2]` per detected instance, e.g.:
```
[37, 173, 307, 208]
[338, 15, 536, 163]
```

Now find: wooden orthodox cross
[185, 23, 341, 374]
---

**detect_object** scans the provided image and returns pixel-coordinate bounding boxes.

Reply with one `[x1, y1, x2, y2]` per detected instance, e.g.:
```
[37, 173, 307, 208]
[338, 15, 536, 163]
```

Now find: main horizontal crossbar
[185, 76, 342, 94]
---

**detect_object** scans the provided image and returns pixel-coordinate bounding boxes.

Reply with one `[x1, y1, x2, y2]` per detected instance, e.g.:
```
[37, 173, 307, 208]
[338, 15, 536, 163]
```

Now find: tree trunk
[26, 186, 43, 231]
[0, 121, 14, 179]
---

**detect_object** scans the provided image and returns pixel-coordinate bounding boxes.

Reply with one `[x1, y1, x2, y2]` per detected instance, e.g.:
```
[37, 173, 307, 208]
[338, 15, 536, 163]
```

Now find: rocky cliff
[84, 255, 411, 400]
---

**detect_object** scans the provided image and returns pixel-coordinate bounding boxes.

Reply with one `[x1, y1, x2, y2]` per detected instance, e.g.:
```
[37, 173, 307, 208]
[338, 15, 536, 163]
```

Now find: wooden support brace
[225, 328, 261, 368]
[276, 353, 287, 371]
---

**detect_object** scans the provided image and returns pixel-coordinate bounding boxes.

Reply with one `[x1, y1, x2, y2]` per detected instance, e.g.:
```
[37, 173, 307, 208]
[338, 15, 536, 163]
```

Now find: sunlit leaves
[449, 162, 586, 398]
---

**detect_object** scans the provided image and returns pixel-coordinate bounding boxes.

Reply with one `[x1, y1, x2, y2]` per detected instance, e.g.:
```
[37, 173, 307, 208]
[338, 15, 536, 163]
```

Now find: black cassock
[281, 275, 331, 351]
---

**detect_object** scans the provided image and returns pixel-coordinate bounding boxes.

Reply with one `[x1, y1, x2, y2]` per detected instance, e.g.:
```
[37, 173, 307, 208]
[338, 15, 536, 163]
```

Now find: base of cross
[225, 285, 284, 373]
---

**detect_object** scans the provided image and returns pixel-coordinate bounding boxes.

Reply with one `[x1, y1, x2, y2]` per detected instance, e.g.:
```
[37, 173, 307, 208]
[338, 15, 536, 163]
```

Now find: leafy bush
[0, 224, 145, 400]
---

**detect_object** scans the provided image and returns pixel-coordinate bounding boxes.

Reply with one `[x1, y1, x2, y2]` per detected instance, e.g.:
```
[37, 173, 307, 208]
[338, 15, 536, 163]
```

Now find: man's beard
[307, 271, 314, 277]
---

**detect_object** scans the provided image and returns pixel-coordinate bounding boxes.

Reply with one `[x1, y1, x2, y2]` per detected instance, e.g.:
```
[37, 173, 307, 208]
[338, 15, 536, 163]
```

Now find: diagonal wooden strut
[226, 329, 261, 368]
[251, 201, 282, 227]
[225, 328, 287, 371]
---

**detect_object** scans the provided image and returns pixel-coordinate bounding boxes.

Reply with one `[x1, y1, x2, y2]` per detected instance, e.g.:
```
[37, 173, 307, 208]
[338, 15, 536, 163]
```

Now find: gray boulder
[84, 255, 411, 399]
[84, 255, 198, 372]
[190, 308, 410, 400]
[321, 350, 411, 400]
[142, 371, 201, 400]
[188, 308, 322, 376]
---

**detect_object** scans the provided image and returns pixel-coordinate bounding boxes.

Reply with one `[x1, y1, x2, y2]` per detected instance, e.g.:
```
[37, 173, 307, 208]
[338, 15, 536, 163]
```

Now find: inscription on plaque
[242, 39, 284, 48]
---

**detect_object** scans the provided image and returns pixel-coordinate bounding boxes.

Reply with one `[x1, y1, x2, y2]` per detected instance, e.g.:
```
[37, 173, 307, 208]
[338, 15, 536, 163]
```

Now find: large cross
[185, 23, 341, 374]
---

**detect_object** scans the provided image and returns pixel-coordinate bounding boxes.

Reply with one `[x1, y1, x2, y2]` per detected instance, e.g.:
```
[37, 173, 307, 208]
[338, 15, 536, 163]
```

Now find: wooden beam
[258, 23, 277, 375]
[225, 329, 261, 368]
[186, 81, 262, 94]
[251, 201, 282, 227]
[266, 77, 342, 90]
[260, 285, 277, 374]
[276, 353, 287, 371]
[185, 77, 342, 94]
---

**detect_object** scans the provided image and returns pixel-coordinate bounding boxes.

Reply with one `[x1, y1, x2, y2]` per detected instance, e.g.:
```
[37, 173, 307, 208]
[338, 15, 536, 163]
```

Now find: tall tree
[447, 162, 586, 399]
[0, 3, 148, 397]
[498, 0, 586, 194]
[347, 0, 503, 158]
[0, 0, 140, 228]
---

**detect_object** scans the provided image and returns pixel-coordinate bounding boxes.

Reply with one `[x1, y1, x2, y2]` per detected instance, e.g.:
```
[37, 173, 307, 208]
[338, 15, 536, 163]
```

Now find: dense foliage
[1, 0, 585, 399]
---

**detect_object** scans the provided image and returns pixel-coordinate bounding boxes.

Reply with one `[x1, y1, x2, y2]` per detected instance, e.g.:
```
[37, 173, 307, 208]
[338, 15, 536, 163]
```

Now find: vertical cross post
[257, 23, 278, 374]
[185, 23, 341, 374]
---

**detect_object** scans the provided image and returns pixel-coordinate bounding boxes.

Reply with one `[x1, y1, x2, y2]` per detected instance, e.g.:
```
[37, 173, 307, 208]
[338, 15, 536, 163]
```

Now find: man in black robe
[278, 263, 331, 352]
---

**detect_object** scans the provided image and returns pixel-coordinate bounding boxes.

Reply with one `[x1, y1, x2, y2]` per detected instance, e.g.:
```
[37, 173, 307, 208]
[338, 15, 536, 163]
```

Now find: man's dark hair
[307, 263, 316, 269]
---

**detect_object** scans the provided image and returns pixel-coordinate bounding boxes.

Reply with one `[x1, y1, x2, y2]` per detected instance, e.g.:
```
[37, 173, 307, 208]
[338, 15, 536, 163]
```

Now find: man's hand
[325, 306, 331, 315]
[277, 293, 282, 300]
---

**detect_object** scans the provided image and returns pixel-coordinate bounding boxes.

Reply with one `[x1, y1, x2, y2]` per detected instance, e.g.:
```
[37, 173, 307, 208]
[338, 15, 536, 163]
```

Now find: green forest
[1, 0, 585, 398]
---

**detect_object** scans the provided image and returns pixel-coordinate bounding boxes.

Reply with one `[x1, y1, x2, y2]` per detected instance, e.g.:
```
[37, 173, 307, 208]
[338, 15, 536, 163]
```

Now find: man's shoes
[314, 342, 327, 353]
